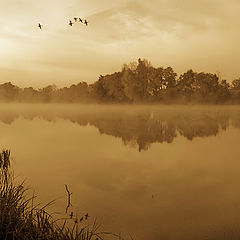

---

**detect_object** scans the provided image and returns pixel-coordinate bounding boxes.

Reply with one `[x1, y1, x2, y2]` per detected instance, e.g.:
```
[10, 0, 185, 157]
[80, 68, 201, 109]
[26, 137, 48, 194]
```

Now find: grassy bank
[0, 150, 120, 240]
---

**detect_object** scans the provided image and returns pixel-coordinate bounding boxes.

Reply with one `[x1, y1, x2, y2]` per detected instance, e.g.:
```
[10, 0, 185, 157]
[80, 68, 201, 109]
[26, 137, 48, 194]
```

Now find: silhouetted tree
[217, 80, 230, 103]
[0, 58, 239, 104]
[177, 70, 196, 102]
[95, 72, 127, 102]
[58, 82, 90, 102]
[232, 78, 240, 89]
[39, 84, 57, 102]
[194, 72, 219, 102]
[20, 87, 39, 102]
[0, 82, 20, 102]
[230, 78, 240, 103]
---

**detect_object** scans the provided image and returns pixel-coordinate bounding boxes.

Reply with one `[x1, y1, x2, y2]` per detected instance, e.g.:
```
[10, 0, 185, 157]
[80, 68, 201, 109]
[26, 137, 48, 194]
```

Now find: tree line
[1, 58, 240, 103]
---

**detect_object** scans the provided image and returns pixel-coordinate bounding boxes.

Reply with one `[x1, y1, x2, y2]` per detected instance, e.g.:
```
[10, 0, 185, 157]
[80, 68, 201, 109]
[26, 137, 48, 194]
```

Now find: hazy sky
[1, 0, 240, 87]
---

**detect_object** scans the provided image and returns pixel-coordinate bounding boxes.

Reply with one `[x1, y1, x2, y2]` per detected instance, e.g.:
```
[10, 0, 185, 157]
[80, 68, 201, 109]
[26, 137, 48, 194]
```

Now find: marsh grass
[0, 150, 122, 240]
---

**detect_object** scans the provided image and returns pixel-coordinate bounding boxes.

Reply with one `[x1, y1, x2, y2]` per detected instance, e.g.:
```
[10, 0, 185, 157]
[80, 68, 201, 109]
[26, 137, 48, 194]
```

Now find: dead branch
[65, 184, 72, 214]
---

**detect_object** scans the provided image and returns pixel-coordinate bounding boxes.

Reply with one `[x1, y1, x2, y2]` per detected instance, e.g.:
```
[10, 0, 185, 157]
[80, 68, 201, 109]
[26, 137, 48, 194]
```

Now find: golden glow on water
[0, 104, 240, 239]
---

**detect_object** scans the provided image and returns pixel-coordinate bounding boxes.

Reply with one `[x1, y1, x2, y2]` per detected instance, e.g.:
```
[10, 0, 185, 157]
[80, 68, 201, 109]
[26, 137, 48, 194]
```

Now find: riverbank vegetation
[0, 150, 119, 240]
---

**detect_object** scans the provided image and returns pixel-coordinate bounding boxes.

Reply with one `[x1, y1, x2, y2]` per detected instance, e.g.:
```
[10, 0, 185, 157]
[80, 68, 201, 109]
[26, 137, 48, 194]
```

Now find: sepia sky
[1, 0, 240, 87]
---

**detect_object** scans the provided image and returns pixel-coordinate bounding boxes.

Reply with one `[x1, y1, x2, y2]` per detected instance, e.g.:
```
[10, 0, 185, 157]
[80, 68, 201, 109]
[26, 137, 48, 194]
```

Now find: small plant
[0, 150, 123, 240]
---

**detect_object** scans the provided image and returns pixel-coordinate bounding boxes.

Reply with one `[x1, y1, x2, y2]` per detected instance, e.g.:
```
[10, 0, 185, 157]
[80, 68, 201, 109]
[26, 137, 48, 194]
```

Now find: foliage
[0, 150, 122, 240]
[1, 58, 240, 103]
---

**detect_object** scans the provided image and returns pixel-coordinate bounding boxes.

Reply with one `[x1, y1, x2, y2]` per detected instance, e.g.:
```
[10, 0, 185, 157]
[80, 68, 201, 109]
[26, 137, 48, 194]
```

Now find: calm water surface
[1, 104, 240, 240]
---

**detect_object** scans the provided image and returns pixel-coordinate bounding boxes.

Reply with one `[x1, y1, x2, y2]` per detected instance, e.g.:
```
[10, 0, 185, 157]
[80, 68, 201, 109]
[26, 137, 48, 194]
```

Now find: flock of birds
[38, 17, 88, 29]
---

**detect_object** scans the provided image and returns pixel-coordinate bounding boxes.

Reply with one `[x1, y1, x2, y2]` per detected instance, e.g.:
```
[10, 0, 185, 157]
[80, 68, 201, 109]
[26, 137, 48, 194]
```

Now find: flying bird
[69, 20, 74, 26]
[79, 18, 83, 23]
[84, 20, 88, 26]
[38, 23, 42, 29]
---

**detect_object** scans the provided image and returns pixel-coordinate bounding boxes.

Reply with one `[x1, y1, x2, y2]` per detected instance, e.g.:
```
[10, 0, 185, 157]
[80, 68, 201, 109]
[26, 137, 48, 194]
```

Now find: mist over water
[1, 104, 240, 239]
[0, 104, 239, 150]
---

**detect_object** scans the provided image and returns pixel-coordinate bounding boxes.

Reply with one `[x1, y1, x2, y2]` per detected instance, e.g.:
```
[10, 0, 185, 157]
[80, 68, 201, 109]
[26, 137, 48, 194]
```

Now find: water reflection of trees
[0, 107, 239, 151]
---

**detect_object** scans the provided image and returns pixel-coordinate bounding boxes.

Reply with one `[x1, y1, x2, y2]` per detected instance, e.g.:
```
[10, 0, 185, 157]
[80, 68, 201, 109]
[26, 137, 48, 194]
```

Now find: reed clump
[0, 150, 115, 240]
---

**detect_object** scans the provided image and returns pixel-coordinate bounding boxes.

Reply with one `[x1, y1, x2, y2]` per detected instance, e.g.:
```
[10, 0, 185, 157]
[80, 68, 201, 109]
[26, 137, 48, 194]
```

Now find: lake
[1, 104, 240, 240]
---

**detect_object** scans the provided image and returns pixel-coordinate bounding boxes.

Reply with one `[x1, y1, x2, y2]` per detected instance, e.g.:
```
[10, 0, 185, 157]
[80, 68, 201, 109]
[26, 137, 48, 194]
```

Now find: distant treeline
[2, 58, 240, 103]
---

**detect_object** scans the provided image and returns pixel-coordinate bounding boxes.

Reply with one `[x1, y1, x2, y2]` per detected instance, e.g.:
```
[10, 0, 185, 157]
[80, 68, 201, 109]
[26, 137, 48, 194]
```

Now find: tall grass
[0, 150, 120, 240]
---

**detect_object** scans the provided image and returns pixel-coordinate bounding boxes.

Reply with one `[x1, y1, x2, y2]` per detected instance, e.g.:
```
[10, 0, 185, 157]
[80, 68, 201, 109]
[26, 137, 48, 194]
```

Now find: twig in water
[65, 184, 72, 214]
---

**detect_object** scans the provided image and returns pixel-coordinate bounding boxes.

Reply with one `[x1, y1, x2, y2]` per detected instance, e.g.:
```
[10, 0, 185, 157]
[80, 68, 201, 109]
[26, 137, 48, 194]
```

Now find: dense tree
[232, 78, 240, 89]
[121, 59, 177, 102]
[0, 59, 240, 103]
[217, 80, 230, 103]
[194, 72, 219, 102]
[58, 82, 89, 102]
[177, 70, 196, 102]
[230, 78, 240, 103]
[177, 70, 228, 103]
[39, 84, 57, 102]
[0, 82, 20, 102]
[20, 87, 39, 102]
[95, 72, 127, 102]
